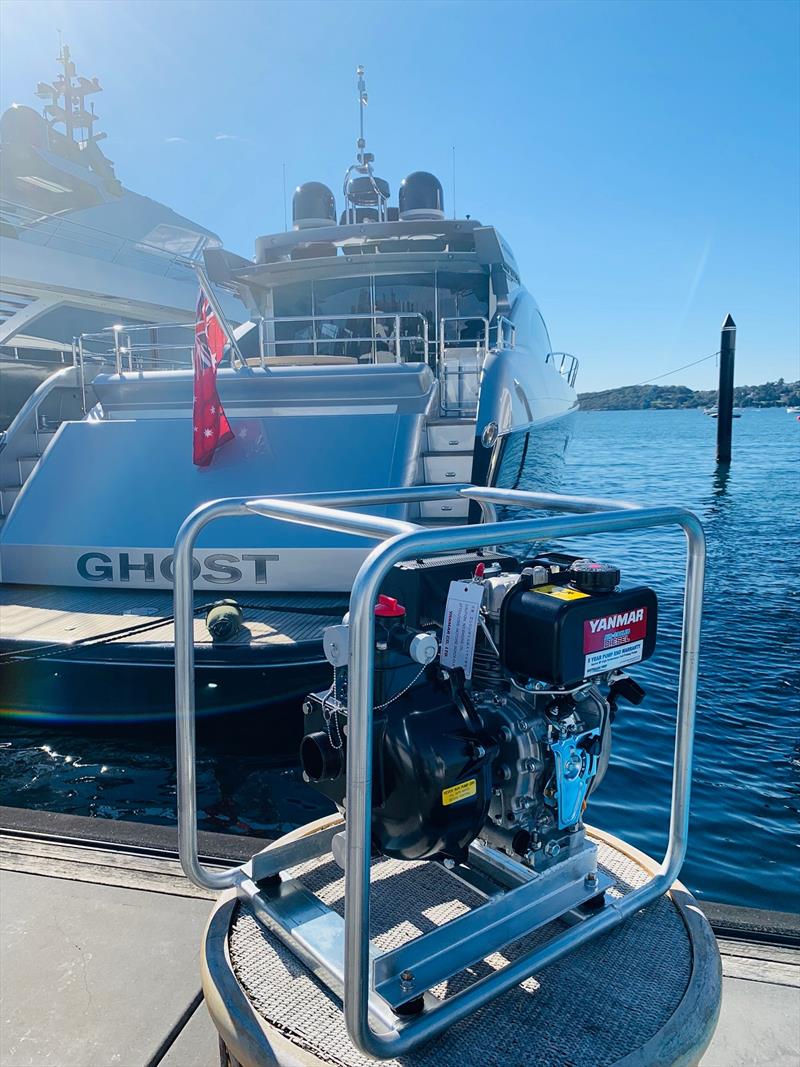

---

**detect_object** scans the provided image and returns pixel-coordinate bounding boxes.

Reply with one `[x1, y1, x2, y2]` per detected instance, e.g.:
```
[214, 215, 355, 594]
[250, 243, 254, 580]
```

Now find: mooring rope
[634, 350, 720, 388]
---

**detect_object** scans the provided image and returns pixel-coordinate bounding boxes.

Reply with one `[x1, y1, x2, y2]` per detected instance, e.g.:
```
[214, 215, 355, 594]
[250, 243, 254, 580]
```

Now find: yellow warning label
[442, 779, 477, 806]
[534, 583, 590, 601]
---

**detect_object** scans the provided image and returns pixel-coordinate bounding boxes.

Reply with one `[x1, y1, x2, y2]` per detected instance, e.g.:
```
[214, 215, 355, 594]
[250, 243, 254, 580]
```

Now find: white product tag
[440, 580, 484, 679]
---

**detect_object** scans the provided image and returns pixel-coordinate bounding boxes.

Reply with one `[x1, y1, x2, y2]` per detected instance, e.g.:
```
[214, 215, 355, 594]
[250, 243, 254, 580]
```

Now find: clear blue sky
[2, 0, 798, 392]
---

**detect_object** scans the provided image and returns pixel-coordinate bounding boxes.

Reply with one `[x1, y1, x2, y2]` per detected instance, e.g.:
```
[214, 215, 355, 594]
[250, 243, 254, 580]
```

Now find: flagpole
[192, 262, 247, 370]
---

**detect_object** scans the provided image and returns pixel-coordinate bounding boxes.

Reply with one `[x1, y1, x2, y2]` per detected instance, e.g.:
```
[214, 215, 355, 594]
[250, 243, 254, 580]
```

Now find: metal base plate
[241, 835, 611, 1014]
[209, 830, 721, 1067]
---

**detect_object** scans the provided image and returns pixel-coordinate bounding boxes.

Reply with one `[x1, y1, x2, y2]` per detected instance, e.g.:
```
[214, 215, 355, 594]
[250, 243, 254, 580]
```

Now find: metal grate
[227, 836, 694, 1067]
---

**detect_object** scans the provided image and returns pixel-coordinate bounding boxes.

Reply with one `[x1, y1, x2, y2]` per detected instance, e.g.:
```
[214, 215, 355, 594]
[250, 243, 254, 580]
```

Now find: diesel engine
[300, 551, 657, 870]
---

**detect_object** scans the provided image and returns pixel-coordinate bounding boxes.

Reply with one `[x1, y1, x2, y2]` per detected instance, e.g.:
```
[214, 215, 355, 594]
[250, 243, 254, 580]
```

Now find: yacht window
[266, 269, 490, 362]
[437, 271, 490, 340]
[313, 277, 372, 356]
[273, 280, 313, 318]
[373, 274, 436, 359]
[272, 281, 313, 355]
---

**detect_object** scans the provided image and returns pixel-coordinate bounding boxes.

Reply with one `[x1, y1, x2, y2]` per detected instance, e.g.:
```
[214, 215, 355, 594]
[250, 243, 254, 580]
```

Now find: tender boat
[0, 68, 578, 731]
[704, 407, 741, 418]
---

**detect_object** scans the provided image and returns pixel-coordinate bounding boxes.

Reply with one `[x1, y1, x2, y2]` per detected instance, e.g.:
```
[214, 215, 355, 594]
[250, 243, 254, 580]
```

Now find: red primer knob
[374, 595, 406, 618]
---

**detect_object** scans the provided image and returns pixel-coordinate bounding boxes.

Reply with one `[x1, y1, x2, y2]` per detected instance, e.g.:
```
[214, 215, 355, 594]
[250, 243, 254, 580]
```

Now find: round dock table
[201, 823, 721, 1067]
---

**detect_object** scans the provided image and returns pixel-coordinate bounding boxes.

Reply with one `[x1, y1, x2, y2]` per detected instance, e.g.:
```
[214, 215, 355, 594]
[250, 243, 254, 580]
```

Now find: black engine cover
[500, 582, 658, 686]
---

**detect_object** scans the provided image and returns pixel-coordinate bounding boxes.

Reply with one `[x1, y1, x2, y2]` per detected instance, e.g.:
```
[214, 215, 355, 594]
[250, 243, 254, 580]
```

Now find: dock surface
[0, 813, 797, 1067]
[0, 586, 345, 650]
[0, 813, 250, 1066]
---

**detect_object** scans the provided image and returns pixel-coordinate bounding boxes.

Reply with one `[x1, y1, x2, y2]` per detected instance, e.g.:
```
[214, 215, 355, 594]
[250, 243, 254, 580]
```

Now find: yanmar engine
[300, 552, 657, 870]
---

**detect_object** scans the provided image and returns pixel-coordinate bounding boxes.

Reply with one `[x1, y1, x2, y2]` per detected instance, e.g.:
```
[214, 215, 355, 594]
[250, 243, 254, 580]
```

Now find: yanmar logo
[588, 609, 645, 634]
[584, 606, 648, 655]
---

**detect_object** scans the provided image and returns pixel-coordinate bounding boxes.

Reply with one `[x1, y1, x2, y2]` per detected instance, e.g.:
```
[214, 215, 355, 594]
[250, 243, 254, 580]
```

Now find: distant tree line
[578, 379, 800, 411]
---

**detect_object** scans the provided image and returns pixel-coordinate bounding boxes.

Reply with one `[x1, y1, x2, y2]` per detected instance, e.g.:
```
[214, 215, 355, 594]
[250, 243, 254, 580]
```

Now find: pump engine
[300, 552, 657, 870]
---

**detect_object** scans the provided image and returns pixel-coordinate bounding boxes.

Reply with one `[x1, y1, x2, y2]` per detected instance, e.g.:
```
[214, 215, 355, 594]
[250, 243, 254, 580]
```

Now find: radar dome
[399, 171, 444, 221]
[0, 104, 47, 147]
[345, 174, 390, 206]
[292, 182, 336, 230]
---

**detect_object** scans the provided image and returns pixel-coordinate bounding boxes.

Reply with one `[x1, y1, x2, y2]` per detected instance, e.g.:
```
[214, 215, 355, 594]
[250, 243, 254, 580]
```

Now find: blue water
[553, 408, 800, 912]
[1, 409, 797, 911]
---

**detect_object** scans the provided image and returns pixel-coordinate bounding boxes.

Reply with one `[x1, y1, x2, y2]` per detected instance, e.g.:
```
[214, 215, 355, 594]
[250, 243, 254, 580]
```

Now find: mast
[343, 65, 388, 224]
[35, 41, 103, 149]
[356, 64, 368, 166]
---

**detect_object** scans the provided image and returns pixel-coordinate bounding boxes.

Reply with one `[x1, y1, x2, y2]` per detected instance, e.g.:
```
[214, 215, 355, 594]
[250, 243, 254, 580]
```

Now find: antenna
[356, 64, 368, 165]
[282, 162, 287, 231]
[344, 65, 387, 223]
[58, 40, 75, 141]
[452, 145, 456, 220]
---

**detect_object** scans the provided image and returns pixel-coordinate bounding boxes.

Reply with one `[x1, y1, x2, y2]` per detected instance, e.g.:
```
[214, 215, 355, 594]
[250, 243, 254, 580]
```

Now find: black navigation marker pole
[716, 314, 736, 464]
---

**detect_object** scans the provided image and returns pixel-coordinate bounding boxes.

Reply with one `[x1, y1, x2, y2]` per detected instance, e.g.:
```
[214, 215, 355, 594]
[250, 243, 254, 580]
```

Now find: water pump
[301, 551, 657, 871]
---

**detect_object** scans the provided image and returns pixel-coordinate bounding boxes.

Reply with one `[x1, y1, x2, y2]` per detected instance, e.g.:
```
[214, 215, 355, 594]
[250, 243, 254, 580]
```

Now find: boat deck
[0, 585, 347, 651]
[0, 809, 797, 1067]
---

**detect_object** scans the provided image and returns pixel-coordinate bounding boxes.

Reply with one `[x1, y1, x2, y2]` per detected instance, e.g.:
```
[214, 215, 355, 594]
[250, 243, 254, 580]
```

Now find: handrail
[77, 321, 195, 379]
[255, 310, 430, 367]
[79, 321, 195, 339]
[438, 316, 490, 359]
[74, 329, 191, 382]
[437, 316, 491, 417]
[70, 261, 246, 375]
[547, 351, 579, 388]
[496, 315, 516, 349]
[0, 362, 80, 448]
[172, 483, 705, 1059]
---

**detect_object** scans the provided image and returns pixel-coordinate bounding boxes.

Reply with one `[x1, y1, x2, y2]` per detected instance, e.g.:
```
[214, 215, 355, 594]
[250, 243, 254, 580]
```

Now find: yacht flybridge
[0, 66, 579, 724]
[0, 43, 241, 364]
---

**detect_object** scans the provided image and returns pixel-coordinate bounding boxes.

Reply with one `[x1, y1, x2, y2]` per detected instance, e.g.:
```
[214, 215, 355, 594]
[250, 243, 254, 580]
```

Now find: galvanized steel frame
[173, 483, 705, 1058]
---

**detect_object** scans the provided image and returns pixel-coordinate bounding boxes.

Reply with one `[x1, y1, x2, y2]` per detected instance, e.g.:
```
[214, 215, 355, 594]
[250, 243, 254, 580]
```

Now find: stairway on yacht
[0, 364, 83, 519]
[417, 344, 481, 523]
[419, 416, 475, 523]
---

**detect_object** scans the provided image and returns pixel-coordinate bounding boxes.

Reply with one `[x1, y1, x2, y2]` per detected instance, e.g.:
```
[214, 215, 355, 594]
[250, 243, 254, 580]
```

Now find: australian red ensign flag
[192, 292, 234, 466]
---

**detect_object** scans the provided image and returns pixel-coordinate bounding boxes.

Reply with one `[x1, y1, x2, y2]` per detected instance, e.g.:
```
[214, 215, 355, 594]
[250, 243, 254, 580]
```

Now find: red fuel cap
[374, 594, 406, 618]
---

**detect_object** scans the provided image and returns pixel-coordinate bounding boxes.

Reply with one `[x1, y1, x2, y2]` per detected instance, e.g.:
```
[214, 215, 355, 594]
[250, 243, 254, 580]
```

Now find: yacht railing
[71, 309, 433, 411]
[72, 311, 575, 423]
[438, 316, 489, 418]
[495, 315, 516, 350]
[76, 322, 194, 372]
[72, 322, 194, 409]
[437, 315, 516, 417]
[438, 316, 491, 358]
[547, 351, 579, 388]
[0, 198, 211, 279]
[255, 311, 430, 366]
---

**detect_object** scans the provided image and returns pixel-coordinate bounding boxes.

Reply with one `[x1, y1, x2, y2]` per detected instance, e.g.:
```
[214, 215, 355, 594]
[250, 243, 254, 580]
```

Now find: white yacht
[0, 44, 241, 364]
[0, 67, 578, 728]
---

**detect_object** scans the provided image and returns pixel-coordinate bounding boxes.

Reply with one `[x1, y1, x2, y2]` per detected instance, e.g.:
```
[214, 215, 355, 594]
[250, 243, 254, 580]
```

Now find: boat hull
[0, 638, 330, 751]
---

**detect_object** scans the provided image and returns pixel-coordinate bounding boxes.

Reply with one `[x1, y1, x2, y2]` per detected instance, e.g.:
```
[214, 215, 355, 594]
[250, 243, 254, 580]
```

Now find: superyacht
[0, 43, 241, 365]
[0, 67, 578, 730]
